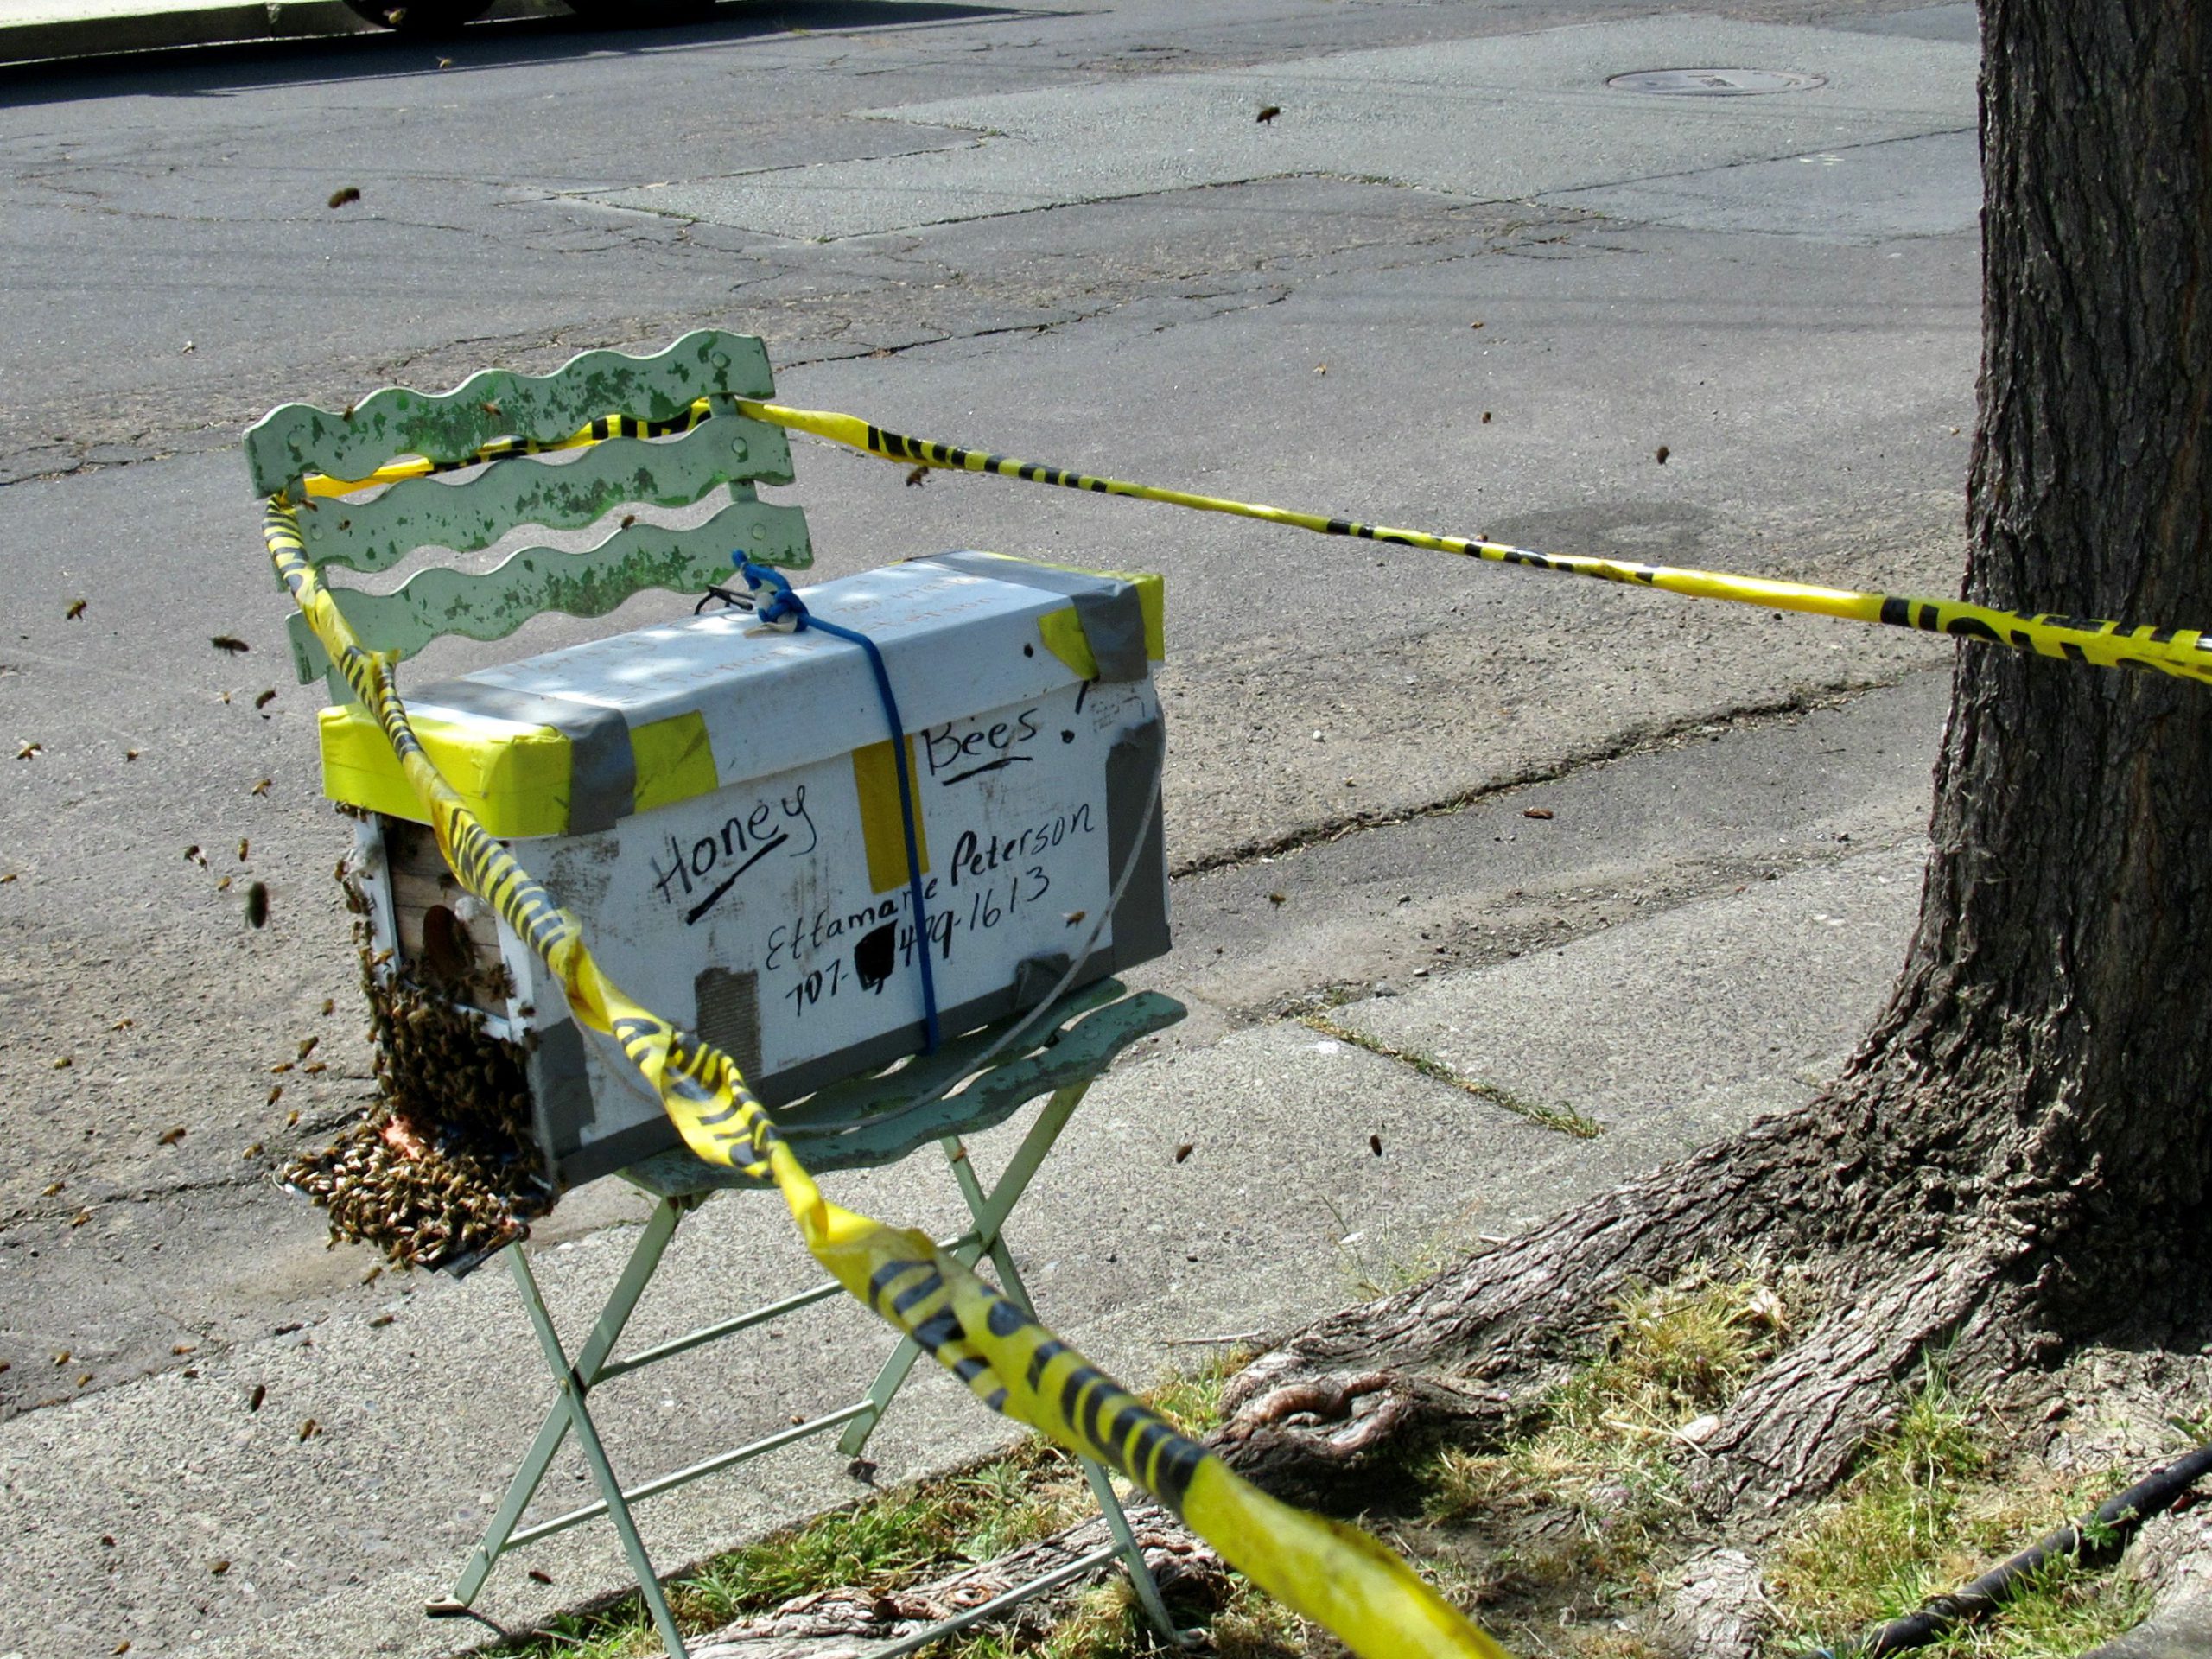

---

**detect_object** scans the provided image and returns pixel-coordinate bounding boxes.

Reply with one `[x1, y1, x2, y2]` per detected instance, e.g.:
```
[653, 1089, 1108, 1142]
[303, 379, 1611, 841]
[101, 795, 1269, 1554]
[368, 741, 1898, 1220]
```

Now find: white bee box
[333, 553, 1168, 1187]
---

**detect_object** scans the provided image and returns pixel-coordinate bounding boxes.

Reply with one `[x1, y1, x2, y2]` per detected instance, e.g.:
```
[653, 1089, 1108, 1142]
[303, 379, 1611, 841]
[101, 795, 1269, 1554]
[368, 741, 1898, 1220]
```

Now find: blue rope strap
[734, 556, 941, 1052]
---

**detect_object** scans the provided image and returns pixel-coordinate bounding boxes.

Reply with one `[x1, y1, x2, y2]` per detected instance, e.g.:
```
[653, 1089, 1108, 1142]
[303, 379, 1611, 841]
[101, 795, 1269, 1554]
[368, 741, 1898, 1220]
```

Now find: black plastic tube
[1799, 1438, 2212, 1657]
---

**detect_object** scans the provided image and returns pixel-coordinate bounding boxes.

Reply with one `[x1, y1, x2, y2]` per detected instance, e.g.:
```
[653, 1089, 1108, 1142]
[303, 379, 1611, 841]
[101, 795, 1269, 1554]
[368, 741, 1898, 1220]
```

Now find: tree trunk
[1215, 0, 2212, 1514]
[1837, 0, 2212, 1330]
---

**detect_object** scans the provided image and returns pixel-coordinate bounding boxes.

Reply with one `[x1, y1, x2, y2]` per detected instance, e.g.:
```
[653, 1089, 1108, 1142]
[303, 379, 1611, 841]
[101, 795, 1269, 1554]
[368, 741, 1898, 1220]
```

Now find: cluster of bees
[280, 877, 556, 1272]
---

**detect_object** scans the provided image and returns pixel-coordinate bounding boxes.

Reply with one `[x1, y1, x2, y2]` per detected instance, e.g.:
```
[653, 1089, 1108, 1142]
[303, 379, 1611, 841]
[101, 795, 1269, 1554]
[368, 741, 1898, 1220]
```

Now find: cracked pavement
[0, 1, 1985, 1652]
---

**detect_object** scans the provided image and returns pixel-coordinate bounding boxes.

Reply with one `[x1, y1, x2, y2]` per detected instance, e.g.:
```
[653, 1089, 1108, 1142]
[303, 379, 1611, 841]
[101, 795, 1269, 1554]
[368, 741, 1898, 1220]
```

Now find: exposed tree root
[1688, 1243, 2028, 1524]
[1214, 1109, 1836, 1508]
[1209, 1079, 2113, 1538]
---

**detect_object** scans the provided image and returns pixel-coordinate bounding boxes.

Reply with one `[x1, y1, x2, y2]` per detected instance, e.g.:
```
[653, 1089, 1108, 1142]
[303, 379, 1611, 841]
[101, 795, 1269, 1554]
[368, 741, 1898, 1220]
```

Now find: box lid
[319, 552, 1164, 837]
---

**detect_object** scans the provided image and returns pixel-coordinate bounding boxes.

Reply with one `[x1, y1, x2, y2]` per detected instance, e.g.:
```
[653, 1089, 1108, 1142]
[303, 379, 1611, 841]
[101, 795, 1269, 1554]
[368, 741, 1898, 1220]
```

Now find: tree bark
[1215, 0, 2212, 1514]
[1835, 0, 2212, 1322]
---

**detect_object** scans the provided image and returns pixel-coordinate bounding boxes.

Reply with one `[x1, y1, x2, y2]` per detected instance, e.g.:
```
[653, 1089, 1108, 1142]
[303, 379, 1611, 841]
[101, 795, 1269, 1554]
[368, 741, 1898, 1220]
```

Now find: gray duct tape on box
[923, 551, 1152, 683]
[419, 681, 638, 836]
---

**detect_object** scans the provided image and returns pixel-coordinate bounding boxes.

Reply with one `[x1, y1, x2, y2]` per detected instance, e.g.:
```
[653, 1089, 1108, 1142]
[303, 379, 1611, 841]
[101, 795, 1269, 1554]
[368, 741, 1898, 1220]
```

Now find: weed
[1300, 1014, 1602, 1138]
[1419, 1260, 1803, 1644]
[1767, 1364, 1987, 1635]
[485, 1356, 1251, 1659]
[1144, 1345, 1255, 1436]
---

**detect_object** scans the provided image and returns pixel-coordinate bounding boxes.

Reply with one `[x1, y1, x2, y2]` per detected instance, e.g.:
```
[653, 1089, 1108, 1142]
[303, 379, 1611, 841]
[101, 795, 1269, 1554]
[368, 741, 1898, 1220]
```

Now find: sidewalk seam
[1300, 1012, 1604, 1138]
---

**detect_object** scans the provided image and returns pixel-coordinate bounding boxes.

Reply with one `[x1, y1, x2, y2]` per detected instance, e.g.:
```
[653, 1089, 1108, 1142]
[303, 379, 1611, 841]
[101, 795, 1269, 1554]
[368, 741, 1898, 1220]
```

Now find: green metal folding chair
[245, 331, 1185, 1656]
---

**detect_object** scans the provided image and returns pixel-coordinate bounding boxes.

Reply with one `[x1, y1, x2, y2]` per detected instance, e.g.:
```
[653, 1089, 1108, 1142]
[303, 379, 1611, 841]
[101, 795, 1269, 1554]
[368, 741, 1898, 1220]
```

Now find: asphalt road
[0, 1, 1980, 1650]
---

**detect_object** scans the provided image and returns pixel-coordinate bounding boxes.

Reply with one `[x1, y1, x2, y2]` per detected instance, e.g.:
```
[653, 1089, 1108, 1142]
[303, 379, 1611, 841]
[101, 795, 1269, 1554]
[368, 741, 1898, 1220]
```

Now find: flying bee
[254, 690, 276, 710]
[327, 187, 361, 209]
[211, 635, 249, 654]
[245, 880, 270, 927]
[1256, 105, 1281, 123]
[905, 466, 928, 487]
[65, 599, 86, 620]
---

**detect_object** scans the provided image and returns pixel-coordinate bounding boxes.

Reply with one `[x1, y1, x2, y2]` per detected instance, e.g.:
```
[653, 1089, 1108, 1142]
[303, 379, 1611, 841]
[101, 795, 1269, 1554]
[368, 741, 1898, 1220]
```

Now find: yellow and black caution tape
[736, 400, 2212, 686]
[302, 394, 2212, 688]
[275, 381, 2212, 1659]
[298, 407, 715, 497]
[264, 498, 1506, 1659]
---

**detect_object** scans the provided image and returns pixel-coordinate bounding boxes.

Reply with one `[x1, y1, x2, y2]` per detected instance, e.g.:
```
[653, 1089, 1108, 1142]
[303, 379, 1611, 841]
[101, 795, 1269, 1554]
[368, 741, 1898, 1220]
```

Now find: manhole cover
[1607, 67, 1827, 96]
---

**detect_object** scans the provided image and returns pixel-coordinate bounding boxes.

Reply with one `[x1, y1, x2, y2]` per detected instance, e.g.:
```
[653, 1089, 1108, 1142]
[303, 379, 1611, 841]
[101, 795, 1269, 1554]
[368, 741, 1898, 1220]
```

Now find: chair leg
[438, 1201, 689, 1654]
[967, 1190, 1180, 1646]
[506, 1240, 690, 1657]
[870, 1097, 1182, 1645]
[837, 1083, 1093, 1459]
[1077, 1454, 1184, 1645]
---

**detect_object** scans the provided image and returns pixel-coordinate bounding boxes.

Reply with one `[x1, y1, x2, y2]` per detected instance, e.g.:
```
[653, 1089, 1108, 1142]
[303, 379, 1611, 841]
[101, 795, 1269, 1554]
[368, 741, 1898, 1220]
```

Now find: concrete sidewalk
[0, 0, 564, 67]
[0, 675, 1948, 1659]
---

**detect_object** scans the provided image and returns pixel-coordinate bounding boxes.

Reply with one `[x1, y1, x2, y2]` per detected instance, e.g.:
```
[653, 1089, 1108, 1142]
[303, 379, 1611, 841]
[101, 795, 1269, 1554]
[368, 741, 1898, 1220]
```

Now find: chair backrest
[243, 330, 813, 698]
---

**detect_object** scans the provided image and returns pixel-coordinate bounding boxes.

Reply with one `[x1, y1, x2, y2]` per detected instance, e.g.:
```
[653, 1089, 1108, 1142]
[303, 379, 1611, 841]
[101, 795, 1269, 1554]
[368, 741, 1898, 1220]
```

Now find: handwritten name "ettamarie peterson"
[761, 803, 1096, 974]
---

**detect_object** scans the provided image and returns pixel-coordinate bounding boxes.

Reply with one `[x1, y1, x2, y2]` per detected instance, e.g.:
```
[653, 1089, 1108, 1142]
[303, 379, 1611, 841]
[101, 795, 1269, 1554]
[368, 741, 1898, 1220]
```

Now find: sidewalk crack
[1300, 1013, 1602, 1139]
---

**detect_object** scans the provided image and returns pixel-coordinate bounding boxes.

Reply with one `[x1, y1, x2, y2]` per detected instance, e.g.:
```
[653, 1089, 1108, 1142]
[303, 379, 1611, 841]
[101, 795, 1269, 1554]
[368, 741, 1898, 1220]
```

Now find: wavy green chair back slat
[242, 332, 775, 494]
[244, 331, 812, 695]
[291, 415, 793, 575]
[282, 500, 812, 687]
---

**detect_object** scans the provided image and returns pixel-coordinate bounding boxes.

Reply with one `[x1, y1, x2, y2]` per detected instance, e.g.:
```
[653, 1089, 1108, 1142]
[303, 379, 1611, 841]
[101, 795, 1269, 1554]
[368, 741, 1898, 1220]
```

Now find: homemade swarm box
[326, 551, 1169, 1187]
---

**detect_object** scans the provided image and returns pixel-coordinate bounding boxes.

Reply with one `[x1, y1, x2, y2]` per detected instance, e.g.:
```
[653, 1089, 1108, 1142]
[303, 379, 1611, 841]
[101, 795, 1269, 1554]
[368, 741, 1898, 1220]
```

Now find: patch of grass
[1769, 1364, 2152, 1657]
[486, 1437, 1091, 1659]
[1418, 1260, 1803, 1644]
[1201, 1580, 1309, 1657]
[1923, 1557, 2156, 1658]
[1766, 1365, 1986, 1635]
[1143, 1344, 1257, 1437]
[953, 1580, 1138, 1659]
[486, 1354, 1262, 1659]
[668, 1437, 1093, 1631]
[1299, 1014, 1604, 1139]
